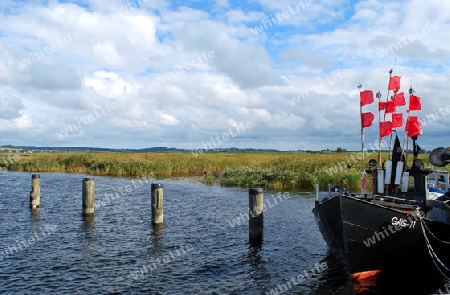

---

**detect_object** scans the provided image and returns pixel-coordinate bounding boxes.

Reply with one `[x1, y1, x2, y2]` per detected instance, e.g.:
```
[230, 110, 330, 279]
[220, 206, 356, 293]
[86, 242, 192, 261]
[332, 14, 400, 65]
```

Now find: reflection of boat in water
[312, 71, 450, 286]
[311, 250, 449, 295]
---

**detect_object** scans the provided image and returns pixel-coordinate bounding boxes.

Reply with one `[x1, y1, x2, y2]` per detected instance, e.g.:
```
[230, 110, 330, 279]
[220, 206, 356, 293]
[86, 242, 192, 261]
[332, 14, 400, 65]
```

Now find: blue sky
[0, 0, 449, 151]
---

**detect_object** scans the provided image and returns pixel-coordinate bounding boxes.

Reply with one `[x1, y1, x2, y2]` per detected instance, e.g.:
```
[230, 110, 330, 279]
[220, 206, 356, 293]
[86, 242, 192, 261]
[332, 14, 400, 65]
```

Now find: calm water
[0, 170, 449, 294]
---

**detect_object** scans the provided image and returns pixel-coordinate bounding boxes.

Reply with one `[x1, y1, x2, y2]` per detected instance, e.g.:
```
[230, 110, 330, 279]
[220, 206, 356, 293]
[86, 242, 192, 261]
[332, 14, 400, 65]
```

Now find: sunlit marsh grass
[0, 151, 429, 191]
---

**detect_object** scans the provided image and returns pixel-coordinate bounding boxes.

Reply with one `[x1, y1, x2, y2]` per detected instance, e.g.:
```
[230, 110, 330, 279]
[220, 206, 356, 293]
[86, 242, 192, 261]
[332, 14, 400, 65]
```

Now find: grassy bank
[0, 151, 427, 191]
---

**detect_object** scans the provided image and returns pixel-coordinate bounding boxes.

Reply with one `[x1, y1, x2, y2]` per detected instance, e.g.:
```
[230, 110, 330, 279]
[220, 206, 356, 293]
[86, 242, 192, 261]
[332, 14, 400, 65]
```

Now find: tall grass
[0, 151, 429, 191]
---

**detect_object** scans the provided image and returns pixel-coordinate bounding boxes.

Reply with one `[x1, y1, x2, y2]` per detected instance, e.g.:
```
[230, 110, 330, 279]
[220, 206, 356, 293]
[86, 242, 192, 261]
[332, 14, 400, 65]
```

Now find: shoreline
[0, 151, 419, 190]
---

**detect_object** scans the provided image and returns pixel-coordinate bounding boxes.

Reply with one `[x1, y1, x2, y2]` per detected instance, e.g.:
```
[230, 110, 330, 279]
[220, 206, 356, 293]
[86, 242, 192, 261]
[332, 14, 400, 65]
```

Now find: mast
[358, 83, 364, 172]
[376, 90, 382, 166]
[384, 70, 394, 191]
[359, 85, 375, 194]
[386, 70, 394, 161]
[402, 86, 415, 165]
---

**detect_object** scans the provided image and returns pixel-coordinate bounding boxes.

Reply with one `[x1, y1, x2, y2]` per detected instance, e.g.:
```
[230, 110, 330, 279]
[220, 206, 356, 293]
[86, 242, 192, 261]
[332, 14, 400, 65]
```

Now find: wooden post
[249, 188, 264, 241]
[151, 183, 164, 225]
[30, 174, 40, 209]
[152, 223, 164, 236]
[82, 178, 95, 216]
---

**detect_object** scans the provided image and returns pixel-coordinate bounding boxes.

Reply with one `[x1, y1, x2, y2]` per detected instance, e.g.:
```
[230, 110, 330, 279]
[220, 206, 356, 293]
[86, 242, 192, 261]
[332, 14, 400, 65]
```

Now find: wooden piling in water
[249, 188, 264, 241]
[82, 178, 95, 216]
[30, 174, 40, 209]
[151, 183, 164, 225]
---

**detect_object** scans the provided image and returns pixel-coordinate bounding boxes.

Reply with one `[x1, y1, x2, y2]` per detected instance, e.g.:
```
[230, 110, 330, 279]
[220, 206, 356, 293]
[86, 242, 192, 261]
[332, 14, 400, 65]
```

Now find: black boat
[313, 72, 450, 279]
[313, 162, 450, 276]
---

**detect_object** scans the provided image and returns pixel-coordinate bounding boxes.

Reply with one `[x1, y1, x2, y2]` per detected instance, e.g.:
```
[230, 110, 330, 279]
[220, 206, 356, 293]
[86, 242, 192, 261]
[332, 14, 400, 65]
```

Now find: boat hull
[313, 195, 426, 274]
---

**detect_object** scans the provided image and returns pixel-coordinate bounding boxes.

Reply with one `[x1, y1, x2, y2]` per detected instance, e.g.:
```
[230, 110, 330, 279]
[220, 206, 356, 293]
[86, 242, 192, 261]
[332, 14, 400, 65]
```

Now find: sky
[0, 0, 449, 151]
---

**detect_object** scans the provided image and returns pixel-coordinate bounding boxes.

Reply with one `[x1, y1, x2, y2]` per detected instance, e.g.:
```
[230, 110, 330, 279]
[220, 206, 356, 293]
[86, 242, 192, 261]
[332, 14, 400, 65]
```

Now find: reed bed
[0, 151, 428, 191]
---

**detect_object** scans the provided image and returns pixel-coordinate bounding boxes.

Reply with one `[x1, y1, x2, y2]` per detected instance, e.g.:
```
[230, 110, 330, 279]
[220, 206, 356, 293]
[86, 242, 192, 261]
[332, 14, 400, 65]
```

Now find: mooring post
[151, 183, 164, 225]
[249, 188, 264, 241]
[82, 178, 95, 216]
[30, 174, 40, 209]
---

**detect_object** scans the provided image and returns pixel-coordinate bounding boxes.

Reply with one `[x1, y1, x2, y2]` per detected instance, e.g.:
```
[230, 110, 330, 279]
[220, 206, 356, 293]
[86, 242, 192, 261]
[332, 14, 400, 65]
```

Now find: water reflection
[30, 208, 41, 230]
[151, 223, 164, 252]
[247, 242, 263, 266]
[310, 250, 450, 295]
[308, 251, 351, 295]
[152, 223, 164, 237]
[10, 171, 450, 294]
[247, 241, 269, 283]
[81, 216, 96, 258]
[81, 216, 95, 236]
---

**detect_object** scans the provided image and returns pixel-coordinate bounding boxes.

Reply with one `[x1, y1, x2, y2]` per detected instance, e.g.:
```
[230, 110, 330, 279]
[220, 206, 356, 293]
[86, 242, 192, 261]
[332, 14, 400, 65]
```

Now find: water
[0, 171, 449, 294]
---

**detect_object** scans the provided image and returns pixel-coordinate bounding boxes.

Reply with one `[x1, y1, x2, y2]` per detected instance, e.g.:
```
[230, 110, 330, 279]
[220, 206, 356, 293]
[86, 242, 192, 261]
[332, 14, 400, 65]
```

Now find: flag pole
[403, 86, 415, 166]
[358, 84, 370, 195]
[386, 70, 393, 161]
[399, 87, 414, 171]
[358, 84, 364, 172]
[387, 116, 394, 160]
[384, 70, 394, 192]
[376, 90, 382, 167]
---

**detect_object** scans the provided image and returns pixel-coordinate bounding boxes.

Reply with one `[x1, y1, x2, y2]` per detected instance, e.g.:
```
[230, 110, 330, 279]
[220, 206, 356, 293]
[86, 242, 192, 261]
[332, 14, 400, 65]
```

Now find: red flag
[406, 116, 422, 137]
[360, 90, 374, 106]
[380, 121, 392, 137]
[386, 101, 395, 113]
[361, 112, 375, 128]
[409, 94, 422, 111]
[392, 113, 403, 128]
[393, 92, 406, 106]
[388, 76, 401, 92]
[379, 101, 395, 113]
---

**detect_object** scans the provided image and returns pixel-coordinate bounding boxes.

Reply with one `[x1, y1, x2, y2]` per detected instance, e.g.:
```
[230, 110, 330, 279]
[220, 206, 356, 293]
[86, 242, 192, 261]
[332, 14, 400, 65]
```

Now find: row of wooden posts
[28, 174, 264, 241]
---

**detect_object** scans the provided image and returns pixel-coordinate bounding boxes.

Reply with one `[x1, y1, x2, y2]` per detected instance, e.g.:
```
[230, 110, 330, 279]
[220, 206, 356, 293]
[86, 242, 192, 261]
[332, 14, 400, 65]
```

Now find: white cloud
[279, 45, 332, 68]
[0, 0, 448, 151]
[0, 92, 24, 119]
[155, 110, 180, 126]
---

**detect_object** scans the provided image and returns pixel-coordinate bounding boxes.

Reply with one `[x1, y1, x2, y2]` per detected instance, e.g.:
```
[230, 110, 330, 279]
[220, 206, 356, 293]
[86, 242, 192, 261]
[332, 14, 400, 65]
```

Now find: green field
[0, 150, 430, 191]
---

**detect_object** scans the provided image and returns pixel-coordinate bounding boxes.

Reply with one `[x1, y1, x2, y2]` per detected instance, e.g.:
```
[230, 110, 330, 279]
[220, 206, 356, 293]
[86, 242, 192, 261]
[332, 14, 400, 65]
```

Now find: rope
[421, 217, 450, 244]
[417, 208, 450, 279]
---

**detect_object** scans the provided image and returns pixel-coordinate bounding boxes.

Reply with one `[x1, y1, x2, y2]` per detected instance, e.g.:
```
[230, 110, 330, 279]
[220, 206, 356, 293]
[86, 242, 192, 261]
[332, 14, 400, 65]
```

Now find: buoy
[401, 172, 409, 192]
[395, 161, 404, 185]
[384, 160, 392, 185]
[360, 172, 368, 194]
[377, 168, 384, 194]
[350, 269, 381, 281]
